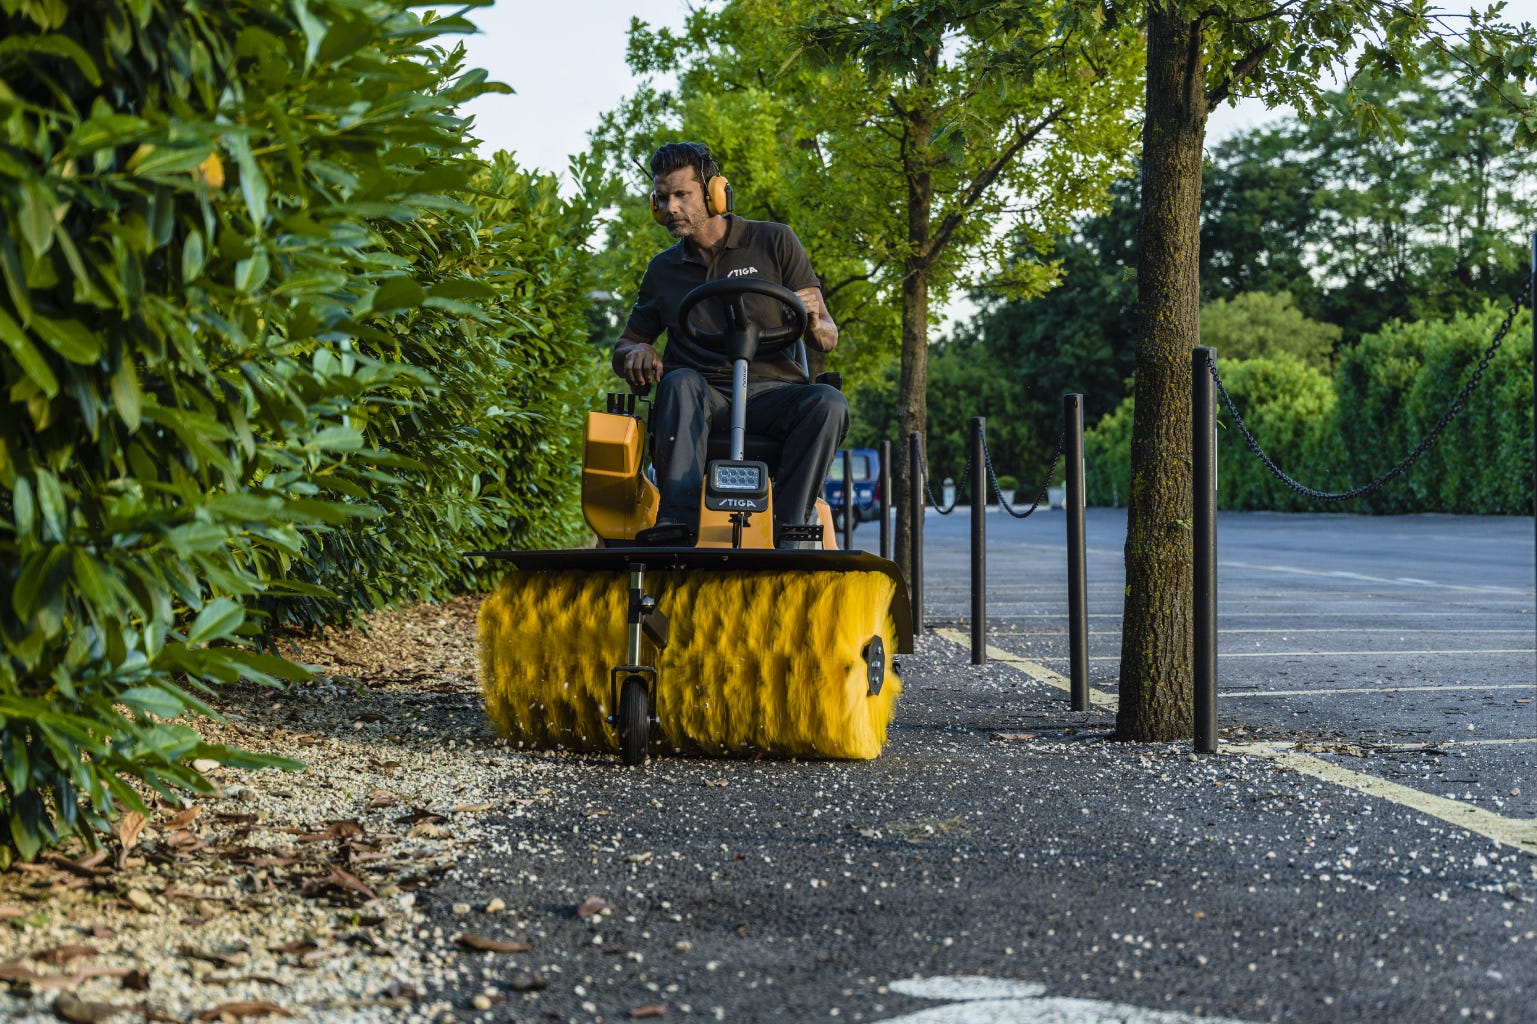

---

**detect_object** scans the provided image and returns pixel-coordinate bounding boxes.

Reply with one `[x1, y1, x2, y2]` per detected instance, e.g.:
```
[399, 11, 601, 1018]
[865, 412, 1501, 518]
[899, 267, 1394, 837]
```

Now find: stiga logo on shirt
[725, 266, 761, 278]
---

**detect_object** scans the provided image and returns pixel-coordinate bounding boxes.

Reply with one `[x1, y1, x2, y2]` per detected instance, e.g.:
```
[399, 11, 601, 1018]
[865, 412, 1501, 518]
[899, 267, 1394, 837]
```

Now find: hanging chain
[985, 427, 1066, 519]
[920, 443, 969, 514]
[916, 424, 1068, 518]
[1208, 294, 1524, 503]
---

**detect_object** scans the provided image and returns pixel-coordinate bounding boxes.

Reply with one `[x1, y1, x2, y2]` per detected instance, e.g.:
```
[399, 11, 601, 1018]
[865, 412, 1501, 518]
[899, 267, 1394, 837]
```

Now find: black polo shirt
[625, 215, 820, 387]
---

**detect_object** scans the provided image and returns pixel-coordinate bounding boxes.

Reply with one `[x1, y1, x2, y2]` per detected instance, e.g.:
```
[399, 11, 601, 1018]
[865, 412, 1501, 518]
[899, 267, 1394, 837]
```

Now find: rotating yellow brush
[478, 567, 902, 760]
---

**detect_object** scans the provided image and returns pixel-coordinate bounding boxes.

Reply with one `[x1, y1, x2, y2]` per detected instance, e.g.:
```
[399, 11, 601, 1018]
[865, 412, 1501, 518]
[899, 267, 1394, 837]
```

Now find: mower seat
[707, 433, 784, 475]
[700, 366, 841, 475]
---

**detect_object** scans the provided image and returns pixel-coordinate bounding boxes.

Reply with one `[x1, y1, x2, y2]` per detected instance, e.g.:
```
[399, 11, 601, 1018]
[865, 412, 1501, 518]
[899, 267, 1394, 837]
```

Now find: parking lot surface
[425, 510, 1534, 1023]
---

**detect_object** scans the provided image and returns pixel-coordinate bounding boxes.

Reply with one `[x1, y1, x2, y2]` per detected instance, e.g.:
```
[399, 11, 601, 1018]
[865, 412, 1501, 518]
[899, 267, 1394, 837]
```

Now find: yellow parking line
[929, 631, 1535, 854]
[932, 628, 1117, 711]
[1227, 742, 1537, 855]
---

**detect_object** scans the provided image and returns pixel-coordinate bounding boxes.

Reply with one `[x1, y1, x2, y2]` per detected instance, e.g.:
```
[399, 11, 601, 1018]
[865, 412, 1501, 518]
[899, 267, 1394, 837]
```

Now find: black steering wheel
[675, 278, 808, 362]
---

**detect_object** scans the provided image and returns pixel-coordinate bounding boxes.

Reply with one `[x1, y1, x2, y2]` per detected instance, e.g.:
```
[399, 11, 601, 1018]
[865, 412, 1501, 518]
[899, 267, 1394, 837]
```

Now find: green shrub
[1335, 304, 1532, 514]
[1084, 394, 1134, 507]
[1211, 355, 1340, 512]
[0, 0, 603, 864]
[1084, 302, 1532, 514]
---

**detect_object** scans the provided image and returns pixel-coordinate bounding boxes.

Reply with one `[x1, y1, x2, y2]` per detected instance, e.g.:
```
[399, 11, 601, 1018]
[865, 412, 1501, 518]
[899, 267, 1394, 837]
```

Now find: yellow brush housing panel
[478, 569, 902, 759]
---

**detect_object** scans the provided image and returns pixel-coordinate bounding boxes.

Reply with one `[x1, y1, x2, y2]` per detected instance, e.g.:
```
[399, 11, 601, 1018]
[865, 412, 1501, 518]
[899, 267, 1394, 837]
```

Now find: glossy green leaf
[0, 305, 58, 395]
[34, 469, 67, 542]
[110, 355, 142, 430]
[187, 597, 244, 647]
[16, 180, 58, 258]
[31, 314, 103, 365]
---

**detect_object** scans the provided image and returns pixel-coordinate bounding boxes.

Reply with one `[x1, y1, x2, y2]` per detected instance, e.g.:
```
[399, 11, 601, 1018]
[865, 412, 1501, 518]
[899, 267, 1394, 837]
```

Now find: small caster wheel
[618, 675, 649, 767]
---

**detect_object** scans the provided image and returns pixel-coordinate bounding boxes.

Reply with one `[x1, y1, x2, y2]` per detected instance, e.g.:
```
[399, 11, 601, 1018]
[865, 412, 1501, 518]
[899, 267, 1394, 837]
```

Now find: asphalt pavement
[425, 508, 1535, 1024]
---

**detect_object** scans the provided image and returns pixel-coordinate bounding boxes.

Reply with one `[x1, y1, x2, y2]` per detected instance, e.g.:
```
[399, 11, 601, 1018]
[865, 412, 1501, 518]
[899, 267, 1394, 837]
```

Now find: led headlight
[711, 462, 765, 491]
[704, 459, 771, 513]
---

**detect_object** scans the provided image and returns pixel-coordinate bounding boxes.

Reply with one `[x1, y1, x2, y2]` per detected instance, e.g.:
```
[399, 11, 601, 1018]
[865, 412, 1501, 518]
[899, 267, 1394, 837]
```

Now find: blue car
[823, 448, 881, 530]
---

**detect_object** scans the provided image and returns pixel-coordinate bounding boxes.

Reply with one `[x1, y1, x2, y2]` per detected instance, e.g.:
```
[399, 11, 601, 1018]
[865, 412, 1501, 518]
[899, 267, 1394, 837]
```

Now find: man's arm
[613, 327, 664, 390]
[795, 287, 838, 354]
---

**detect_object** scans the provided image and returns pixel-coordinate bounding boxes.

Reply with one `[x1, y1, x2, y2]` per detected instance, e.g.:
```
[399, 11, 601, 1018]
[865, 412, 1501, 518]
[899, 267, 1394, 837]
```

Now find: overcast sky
[458, 1, 1537, 185]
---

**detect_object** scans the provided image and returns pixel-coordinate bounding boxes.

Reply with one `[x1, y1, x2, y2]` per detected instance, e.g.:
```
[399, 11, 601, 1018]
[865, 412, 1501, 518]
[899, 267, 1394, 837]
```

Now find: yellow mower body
[580, 408, 836, 549]
[476, 278, 909, 765]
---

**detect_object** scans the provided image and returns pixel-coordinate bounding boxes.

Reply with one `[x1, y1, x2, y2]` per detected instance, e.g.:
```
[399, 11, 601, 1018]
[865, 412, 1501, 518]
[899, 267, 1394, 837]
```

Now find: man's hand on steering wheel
[614, 332, 664, 392]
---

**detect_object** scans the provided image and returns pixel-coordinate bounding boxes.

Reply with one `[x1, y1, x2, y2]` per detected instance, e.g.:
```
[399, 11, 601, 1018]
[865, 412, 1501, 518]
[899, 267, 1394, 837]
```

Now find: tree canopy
[590, 0, 1146, 582]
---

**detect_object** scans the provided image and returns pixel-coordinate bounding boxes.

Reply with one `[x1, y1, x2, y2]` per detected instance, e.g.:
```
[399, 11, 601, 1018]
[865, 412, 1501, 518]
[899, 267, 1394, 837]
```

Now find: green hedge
[1336, 303, 1532, 514]
[1085, 302, 1532, 514]
[0, 1, 600, 864]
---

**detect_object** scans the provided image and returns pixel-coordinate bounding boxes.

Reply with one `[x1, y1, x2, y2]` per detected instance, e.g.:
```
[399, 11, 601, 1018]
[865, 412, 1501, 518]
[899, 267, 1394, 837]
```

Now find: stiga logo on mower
[706, 495, 769, 512]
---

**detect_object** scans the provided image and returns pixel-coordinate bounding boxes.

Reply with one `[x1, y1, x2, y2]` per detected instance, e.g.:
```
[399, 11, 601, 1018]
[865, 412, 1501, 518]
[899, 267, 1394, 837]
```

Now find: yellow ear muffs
[704, 175, 733, 217]
[652, 175, 734, 226]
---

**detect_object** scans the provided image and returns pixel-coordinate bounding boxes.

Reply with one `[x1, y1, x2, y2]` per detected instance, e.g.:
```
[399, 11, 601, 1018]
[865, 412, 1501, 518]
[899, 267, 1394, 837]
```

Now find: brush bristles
[478, 569, 902, 759]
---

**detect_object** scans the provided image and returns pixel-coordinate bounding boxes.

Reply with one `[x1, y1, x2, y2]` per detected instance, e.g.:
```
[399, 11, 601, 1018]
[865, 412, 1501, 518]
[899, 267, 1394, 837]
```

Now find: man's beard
[668, 209, 708, 238]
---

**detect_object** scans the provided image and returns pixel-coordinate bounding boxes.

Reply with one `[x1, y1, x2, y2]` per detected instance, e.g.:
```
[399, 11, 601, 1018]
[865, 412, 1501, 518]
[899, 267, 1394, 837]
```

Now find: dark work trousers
[650, 368, 849, 534]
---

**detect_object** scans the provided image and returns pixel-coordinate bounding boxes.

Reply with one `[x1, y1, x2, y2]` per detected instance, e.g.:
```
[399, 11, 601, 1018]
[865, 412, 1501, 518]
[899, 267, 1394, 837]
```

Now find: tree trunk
[1116, 8, 1207, 742]
[893, 131, 933, 590]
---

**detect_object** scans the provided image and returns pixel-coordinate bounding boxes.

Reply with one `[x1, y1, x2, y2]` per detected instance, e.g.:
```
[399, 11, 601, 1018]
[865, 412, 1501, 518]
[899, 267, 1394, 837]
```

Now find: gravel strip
[0, 596, 529, 1024]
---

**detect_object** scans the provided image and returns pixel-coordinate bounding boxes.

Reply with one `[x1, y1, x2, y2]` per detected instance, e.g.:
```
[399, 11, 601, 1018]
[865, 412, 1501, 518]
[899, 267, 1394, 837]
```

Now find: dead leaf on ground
[453, 803, 493, 814]
[193, 1000, 295, 1020]
[301, 866, 377, 902]
[32, 944, 101, 966]
[45, 851, 111, 878]
[267, 940, 318, 956]
[165, 830, 206, 851]
[295, 820, 365, 842]
[629, 1004, 669, 1019]
[455, 934, 531, 953]
[52, 992, 120, 1023]
[114, 814, 146, 867]
[166, 806, 203, 830]
[576, 897, 612, 919]
[1, 905, 27, 919]
[0, 962, 43, 983]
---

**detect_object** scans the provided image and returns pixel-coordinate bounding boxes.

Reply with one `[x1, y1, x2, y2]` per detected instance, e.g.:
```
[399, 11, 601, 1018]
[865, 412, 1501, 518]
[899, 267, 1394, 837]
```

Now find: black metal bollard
[879, 440, 893, 561]
[908, 432, 924, 636]
[1064, 394, 1089, 712]
[970, 417, 986, 665]
[1193, 347, 1218, 753]
[841, 447, 855, 552]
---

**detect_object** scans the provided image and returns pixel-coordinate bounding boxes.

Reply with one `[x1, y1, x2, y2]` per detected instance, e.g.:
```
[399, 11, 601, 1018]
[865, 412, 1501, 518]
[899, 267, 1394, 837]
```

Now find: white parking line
[1085, 651, 1533, 661]
[1219, 649, 1535, 658]
[1218, 560, 1532, 595]
[1226, 684, 1532, 697]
